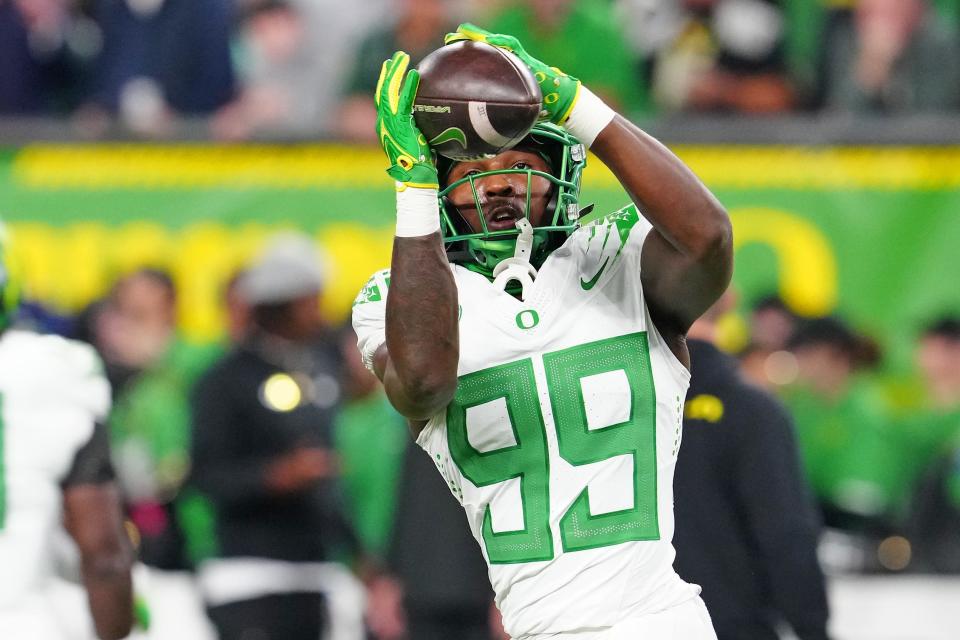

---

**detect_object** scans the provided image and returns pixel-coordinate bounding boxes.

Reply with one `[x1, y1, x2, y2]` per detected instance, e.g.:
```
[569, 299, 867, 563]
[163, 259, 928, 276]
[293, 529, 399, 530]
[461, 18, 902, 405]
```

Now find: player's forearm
[591, 116, 731, 261]
[83, 549, 134, 639]
[385, 232, 459, 419]
[374, 51, 458, 419]
[64, 483, 135, 640]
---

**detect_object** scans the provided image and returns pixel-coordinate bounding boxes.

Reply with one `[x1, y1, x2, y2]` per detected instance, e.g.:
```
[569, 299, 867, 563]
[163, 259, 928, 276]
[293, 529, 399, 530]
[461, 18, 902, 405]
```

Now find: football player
[0, 231, 134, 639]
[353, 24, 732, 640]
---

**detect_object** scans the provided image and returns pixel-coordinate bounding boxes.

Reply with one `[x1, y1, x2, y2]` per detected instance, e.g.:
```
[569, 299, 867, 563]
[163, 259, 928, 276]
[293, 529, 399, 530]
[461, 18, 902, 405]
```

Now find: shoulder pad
[1, 331, 111, 420]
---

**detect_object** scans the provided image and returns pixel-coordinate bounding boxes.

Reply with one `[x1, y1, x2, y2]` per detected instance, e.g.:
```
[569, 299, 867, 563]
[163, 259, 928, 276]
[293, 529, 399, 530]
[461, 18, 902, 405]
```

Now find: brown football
[414, 41, 542, 161]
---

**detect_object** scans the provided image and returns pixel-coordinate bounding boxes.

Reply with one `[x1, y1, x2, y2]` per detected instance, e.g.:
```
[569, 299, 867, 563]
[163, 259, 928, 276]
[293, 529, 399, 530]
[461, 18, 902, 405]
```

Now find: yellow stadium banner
[2, 144, 958, 371]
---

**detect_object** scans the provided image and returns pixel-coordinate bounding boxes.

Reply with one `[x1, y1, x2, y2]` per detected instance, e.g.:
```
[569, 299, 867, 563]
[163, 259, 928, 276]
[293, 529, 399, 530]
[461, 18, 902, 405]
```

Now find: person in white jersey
[0, 232, 134, 640]
[353, 24, 733, 640]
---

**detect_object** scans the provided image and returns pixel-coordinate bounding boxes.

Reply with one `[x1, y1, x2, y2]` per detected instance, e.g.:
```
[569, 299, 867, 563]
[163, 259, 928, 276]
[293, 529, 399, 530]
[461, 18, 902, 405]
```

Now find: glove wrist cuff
[564, 85, 615, 148]
[395, 184, 441, 237]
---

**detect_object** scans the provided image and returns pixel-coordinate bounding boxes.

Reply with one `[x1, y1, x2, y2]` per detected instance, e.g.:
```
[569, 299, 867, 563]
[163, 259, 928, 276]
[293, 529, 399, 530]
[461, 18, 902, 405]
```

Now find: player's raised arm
[448, 25, 733, 351]
[373, 52, 459, 421]
[590, 119, 732, 343]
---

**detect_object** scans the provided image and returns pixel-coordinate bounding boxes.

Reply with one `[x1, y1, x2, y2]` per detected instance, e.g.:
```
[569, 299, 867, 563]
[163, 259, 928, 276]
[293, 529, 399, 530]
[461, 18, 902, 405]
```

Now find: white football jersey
[353, 205, 699, 638]
[0, 330, 110, 609]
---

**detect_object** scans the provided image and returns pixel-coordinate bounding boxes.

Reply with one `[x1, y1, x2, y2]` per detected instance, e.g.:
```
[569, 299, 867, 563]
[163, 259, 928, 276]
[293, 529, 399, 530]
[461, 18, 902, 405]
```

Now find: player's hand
[266, 447, 338, 494]
[365, 574, 407, 640]
[375, 51, 438, 189]
[445, 23, 581, 125]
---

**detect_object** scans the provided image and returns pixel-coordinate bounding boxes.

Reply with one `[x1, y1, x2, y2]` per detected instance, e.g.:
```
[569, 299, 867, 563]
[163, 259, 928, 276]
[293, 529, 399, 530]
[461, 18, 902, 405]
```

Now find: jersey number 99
[447, 333, 659, 564]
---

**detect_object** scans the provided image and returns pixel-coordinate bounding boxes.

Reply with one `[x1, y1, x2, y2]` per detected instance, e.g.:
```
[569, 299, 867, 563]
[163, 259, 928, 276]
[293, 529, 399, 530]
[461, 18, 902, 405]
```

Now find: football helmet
[437, 123, 587, 279]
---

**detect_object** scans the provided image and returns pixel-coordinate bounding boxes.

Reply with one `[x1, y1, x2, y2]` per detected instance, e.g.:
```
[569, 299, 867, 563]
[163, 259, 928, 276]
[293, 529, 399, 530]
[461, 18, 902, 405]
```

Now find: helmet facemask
[437, 124, 587, 292]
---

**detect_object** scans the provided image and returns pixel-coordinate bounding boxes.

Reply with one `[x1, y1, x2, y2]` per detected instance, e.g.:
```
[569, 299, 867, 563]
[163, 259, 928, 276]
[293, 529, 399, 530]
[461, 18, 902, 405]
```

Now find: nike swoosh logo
[580, 256, 609, 290]
[429, 127, 467, 148]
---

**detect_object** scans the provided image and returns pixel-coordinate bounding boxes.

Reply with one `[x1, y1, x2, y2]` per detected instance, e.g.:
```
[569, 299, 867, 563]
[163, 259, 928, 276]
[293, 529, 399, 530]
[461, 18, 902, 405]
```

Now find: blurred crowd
[7, 228, 959, 637]
[3, 0, 960, 141]
[20, 234, 960, 560]
[738, 298, 960, 574]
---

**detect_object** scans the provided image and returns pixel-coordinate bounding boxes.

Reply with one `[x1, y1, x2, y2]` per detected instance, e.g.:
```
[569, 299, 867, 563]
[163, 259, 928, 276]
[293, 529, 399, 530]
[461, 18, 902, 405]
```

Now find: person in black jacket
[673, 292, 830, 640]
[191, 234, 362, 640]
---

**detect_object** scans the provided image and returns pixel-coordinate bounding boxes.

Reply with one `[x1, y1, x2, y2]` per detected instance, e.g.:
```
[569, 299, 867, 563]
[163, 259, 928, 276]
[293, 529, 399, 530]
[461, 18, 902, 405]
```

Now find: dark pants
[407, 606, 491, 640]
[207, 592, 326, 640]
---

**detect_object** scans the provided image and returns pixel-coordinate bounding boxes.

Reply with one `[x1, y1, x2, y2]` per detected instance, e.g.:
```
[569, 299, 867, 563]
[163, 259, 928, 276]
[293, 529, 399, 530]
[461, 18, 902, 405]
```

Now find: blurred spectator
[214, 0, 384, 140]
[749, 294, 798, 350]
[899, 316, 960, 570]
[635, 0, 795, 114]
[891, 316, 960, 490]
[821, 0, 960, 113]
[102, 269, 222, 567]
[172, 271, 253, 570]
[739, 294, 800, 389]
[0, 0, 88, 114]
[94, 268, 176, 392]
[83, 0, 235, 135]
[0, 0, 54, 113]
[783, 316, 903, 532]
[915, 316, 960, 414]
[337, 0, 456, 141]
[643, 0, 795, 113]
[485, 0, 646, 115]
[674, 291, 829, 640]
[191, 233, 364, 640]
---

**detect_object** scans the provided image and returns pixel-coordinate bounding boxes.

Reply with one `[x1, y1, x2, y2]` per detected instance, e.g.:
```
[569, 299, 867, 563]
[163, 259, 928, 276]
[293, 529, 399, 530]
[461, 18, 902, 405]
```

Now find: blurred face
[793, 344, 854, 400]
[113, 274, 175, 337]
[917, 335, 960, 405]
[248, 8, 303, 63]
[251, 292, 322, 342]
[101, 273, 175, 368]
[751, 307, 797, 351]
[286, 293, 323, 342]
[444, 149, 554, 234]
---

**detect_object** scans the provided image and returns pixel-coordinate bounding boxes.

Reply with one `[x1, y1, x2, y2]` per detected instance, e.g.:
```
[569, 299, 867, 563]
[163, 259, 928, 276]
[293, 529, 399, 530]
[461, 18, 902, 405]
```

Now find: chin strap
[492, 218, 538, 300]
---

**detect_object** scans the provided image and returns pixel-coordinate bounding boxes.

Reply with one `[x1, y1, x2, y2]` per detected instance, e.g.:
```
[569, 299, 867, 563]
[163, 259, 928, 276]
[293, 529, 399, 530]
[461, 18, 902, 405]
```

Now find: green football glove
[375, 51, 438, 190]
[444, 23, 582, 126]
